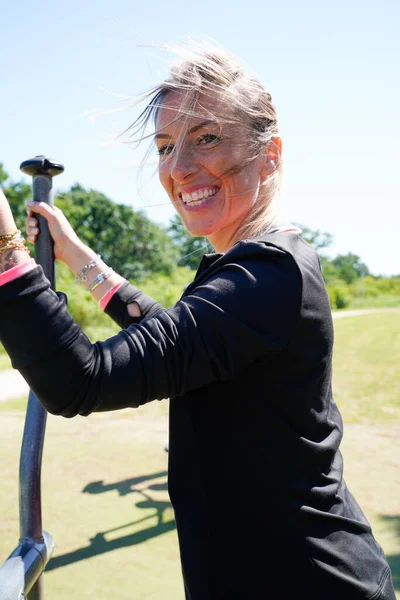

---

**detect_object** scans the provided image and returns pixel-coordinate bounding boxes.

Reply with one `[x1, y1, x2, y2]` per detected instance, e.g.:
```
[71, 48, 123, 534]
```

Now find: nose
[169, 146, 199, 183]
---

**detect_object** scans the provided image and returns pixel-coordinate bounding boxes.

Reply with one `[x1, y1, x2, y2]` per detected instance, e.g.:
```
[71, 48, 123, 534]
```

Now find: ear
[261, 136, 282, 176]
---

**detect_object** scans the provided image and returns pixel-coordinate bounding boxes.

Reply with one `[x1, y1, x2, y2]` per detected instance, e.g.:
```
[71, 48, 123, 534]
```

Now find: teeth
[187, 199, 205, 206]
[181, 187, 218, 204]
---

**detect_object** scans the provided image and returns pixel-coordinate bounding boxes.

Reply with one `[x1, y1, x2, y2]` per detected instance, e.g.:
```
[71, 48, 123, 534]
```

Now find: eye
[197, 133, 221, 146]
[157, 143, 174, 157]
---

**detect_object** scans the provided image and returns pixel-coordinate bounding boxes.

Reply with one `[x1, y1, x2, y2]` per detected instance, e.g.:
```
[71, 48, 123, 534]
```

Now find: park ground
[0, 310, 399, 598]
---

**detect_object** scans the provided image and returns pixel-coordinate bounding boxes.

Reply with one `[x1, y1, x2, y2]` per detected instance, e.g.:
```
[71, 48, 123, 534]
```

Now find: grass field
[0, 352, 11, 371]
[333, 312, 400, 423]
[0, 311, 399, 598]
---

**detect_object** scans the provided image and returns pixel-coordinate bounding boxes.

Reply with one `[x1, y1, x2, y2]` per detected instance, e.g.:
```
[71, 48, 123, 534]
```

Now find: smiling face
[155, 90, 276, 252]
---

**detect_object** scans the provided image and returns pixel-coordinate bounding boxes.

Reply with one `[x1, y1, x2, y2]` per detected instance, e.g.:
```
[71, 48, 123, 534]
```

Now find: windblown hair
[126, 44, 282, 244]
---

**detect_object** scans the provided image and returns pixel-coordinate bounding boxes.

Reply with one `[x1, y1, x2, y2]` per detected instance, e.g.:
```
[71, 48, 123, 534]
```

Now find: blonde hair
[125, 44, 282, 244]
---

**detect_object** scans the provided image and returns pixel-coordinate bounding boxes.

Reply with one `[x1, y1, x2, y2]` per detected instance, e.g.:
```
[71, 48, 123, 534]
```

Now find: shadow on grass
[380, 516, 400, 592]
[82, 470, 168, 496]
[46, 470, 175, 572]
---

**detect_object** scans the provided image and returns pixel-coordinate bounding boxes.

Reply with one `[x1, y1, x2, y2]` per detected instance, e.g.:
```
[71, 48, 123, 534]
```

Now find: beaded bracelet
[86, 268, 114, 292]
[75, 255, 101, 283]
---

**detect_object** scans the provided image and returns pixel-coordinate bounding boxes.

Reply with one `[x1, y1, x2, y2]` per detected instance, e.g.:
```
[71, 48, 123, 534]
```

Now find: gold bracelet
[0, 238, 29, 256]
[0, 230, 21, 241]
[0, 232, 23, 250]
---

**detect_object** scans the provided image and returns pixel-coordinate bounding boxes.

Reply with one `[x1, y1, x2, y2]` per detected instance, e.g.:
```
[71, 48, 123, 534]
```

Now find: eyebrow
[154, 120, 216, 140]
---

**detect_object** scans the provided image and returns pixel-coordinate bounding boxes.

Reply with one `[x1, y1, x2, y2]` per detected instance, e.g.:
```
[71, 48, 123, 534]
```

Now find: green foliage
[55, 262, 120, 339]
[360, 275, 400, 297]
[168, 214, 211, 270]
[325, 275, 400, 311]
[295, 225, 390, 310]
[331, 253, 369, 284]
[54, 262, 196, 343]
[56, 184, 179, 281]
[0, 164, 180, 282]
[295, 223, 333, 252]
[0, 163, 6, 184]
[137, 266, 196, 308]
[320, 259, 342, 287]
[326, 281, 352, 309]
[346, 276, 400, 309]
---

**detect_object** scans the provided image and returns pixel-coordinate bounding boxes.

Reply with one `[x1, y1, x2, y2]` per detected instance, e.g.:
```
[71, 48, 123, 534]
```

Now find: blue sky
[1, 0, 399, 275]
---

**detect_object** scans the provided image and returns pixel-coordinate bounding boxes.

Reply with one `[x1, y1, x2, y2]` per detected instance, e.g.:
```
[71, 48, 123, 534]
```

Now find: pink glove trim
[99, 281, 125, 311]
[0, 258, 37, 286]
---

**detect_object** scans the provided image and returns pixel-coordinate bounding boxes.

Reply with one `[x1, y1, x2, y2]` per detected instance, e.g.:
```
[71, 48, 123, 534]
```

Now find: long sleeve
[0, 258, 36, 285]
[103, 281, 164, 328]
[0, 241, 302, 418]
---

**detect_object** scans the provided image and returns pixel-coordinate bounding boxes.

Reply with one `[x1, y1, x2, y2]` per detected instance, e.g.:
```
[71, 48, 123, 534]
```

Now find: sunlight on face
[155, 91, 269, 252]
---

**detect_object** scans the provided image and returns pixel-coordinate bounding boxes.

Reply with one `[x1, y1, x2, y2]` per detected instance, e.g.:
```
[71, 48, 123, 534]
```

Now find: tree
[169, 219, 335, 272]
[331, 253, 369, 285]
[294, 223, 333, 252]
[56, 184, 179, 280]
[294, 223, 344, 284]
[0, 163, 179, 281]
[168, 214, 211, 270]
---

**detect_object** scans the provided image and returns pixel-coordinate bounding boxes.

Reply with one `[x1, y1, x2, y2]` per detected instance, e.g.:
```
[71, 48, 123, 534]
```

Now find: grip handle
[20, 155, 64, 289]
[32, 175, 55, 288]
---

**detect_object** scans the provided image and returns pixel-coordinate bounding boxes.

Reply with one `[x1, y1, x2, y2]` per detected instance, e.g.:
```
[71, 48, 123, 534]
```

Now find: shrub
[136, 267, 196, 307]
[326, 281, 352, 309]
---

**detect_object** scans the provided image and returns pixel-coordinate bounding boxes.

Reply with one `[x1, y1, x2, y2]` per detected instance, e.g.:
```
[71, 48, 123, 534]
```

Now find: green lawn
[332, 312, 400, 423]
[0, 352, 11, 371]
[0, 402, 184, 599]
[0, 311, 399, 598]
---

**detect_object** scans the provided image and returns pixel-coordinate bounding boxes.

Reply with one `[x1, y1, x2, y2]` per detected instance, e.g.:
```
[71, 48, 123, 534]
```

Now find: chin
[185, 223, 216, 237]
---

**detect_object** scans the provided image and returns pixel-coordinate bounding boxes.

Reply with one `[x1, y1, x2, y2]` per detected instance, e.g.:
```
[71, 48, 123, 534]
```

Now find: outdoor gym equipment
[0, 156, 64, 600]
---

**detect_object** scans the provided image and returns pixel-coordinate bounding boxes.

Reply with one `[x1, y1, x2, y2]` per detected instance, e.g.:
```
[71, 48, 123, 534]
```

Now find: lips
[180, 186, 219, 206]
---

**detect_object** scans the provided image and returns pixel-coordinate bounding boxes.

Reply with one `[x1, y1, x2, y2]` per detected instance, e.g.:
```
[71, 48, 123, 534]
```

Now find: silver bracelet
[76, 255, 101, 283]
[86, 268, 114, 292]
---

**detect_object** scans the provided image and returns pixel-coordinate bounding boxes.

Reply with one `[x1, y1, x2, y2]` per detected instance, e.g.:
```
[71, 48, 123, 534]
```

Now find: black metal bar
[30, 174, 55, 287]
[0, 157, 63, 600]
[0, 156, 64, 600]
[18, 156, 64, 599]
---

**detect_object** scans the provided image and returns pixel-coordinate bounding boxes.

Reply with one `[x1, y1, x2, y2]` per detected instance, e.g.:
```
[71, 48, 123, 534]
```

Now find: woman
[0, 48, 396, 599]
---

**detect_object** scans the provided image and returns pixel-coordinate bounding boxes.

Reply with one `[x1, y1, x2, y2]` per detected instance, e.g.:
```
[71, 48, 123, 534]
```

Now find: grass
[349, 294, 400, 309]
[0, 312, 399, 598]
[0, 402, 183, 600]
[0, 396, 27, 411]
[0, 351, 11, 371]
[332, 312, 400, 423]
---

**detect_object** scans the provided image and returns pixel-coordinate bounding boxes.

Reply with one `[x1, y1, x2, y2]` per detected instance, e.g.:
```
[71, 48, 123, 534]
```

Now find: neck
[209, 205, 281, 254]
[207, 216, 243, 253]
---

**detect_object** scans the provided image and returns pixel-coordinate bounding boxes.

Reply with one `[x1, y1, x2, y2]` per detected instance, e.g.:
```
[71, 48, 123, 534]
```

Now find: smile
[180, 186, 219, 206]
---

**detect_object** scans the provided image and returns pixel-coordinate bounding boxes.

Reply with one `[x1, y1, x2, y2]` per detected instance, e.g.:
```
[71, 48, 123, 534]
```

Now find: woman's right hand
[26, 201, 84, 264]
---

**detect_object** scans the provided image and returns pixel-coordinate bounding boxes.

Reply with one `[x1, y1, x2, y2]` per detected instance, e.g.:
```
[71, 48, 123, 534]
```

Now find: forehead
[155, 89, 233, 135]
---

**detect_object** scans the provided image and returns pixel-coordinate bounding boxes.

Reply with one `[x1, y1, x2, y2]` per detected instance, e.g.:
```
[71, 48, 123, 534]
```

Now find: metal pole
[18, 156, 64, 599]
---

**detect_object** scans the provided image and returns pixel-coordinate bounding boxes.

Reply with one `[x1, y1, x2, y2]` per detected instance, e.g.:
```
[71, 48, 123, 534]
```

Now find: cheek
[158, 165, 171, 194]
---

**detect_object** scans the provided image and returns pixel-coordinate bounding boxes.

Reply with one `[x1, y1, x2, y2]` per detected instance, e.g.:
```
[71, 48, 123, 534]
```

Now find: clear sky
[1, 0, 399, 275]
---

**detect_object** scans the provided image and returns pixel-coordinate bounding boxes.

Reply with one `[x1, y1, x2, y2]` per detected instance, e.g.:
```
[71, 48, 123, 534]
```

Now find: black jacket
[0, 232, 395, 599]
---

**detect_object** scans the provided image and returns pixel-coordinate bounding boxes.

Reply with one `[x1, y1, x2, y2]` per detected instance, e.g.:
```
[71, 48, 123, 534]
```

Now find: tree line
[1, 163, 398, 310]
